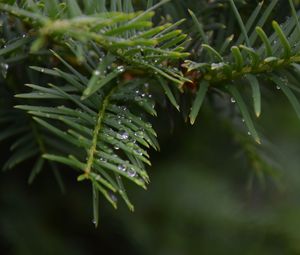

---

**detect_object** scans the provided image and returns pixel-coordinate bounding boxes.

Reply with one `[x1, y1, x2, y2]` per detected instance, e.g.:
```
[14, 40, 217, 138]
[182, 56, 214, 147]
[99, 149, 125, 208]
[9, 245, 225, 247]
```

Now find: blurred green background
[1, 94, 300, 255]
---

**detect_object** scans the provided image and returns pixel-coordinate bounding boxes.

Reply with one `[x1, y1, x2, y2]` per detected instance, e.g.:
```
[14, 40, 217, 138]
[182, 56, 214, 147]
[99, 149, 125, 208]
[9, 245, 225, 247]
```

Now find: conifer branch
[1, 0, 300, 226]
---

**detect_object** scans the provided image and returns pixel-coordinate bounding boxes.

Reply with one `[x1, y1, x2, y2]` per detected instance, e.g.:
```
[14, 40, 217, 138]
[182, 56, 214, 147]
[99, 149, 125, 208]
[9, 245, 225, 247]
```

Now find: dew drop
[109, 193, 118, 202]
[118, 164, 127, 172]
[117, 131, 129, 140]
[230, 97, 236, 103]
[127, 168, 136, 177]
[247, 131, 251, 136]
[276, 85, 281, 90]
[117, 65, 125, 72]
[134, 149, 143, 156]
[100, 157, 107, 163]
[1, 63, 9, 78]
[94, 70, 100, 76]
[114, 145, 120, 150]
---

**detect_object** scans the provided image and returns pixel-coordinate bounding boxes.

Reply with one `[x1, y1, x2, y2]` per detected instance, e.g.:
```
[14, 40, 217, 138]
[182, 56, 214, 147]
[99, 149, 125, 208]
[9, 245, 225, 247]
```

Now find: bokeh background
[2, 0, 300, 254]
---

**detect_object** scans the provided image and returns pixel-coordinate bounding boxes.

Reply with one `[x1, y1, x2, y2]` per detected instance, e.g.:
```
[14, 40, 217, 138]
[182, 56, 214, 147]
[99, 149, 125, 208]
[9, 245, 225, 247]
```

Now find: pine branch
[187, 1, 300, 144]
[84, 87, 114, 175]
[1, 0, 300, 227]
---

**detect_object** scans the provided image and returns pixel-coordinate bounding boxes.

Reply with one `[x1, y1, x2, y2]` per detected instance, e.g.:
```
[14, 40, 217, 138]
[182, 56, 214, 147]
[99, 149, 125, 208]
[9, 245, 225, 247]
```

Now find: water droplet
[119, 106, 127, 111]
[134, 149, 143, 156]
[230, 97, 236, 103]
[22, 34, 26, 38]
[276, 85, 281, 90]
[117, 131, 129, 140]
[109, 193, 118, 202]
[100, 157, 107, 163]
[94, 70, 100, 76]
[127, 168, 136, 177]
[247, 131, 251, 136]
[144, 83, 149, 88]
[117, 65, 125, 72]
[118, 164, 127, 172]
[114, 145, 120, 150]
[92, 220, 97, 225]
[1, 63, 9, 78]
[242, 119, 245, 123]
[40, 68, 44, 72]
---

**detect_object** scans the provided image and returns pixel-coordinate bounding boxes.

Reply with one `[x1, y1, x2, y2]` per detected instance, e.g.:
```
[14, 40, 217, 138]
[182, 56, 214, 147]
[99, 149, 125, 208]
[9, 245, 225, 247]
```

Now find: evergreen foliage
[1, 0, 300, 226]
